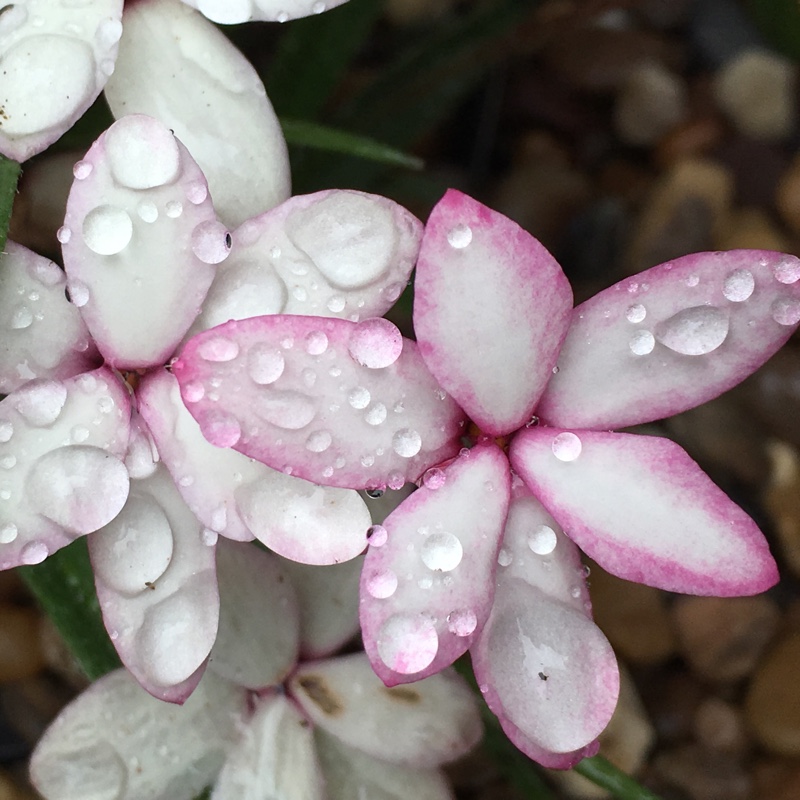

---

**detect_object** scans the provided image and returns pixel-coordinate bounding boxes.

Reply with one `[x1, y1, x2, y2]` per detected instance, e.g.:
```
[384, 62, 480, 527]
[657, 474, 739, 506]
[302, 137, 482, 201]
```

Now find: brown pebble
[655, 115, 726, 168]
[753, 757, 800, 800]
[776, 152, 800, 236]
[0, 606, 45, 684]
[716, 207, 790, 252]
[693, 697, 750, 755]
[764, 441, 800, 579]
[747, 633, 800, 756]
[0, 770, 37, 800]
[673, 595, 779, 684]
[653, 744, 751, 800]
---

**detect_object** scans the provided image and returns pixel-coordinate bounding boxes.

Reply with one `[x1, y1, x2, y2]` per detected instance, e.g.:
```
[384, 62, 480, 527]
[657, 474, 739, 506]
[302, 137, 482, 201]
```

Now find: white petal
[181, 0, 349, 24]
[106, 0, 290, 227]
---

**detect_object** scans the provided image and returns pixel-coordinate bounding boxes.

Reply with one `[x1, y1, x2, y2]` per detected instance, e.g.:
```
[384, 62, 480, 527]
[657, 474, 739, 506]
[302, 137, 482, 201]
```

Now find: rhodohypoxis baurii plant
[174, 189, 800, 767]
[30, 539, 481, 800]
[0, 111, 425, 701]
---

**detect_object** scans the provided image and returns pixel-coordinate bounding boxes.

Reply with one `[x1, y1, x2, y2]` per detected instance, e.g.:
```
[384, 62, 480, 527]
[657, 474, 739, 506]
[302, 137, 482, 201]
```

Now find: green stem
[0, 154, 21, 254]
[573, 755, 662, 800]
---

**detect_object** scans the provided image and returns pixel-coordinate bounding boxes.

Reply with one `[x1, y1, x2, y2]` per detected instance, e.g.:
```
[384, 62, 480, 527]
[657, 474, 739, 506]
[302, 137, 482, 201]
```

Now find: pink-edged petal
[315, 730, 454, 800]
[279, 556, 362, 659]
[539, 250, 800, 429]
[0, 241, 100, 394]
[0, 0, 124, 161]
[139, 368, 372, 562]
[360, 444, 510, 684]
[62, 114, 223, 369]
[208, 540, 300, 689]
[289, 653, 482, 767]
[0, 368, 130, 569]
[472, 577, 619, 768]
[414, 189, 572, 436]
[181, 0, 349, 23]
[510, 427, 779, 595]
[89, 465, 219, 701]
[124, 410, 160, 480]
[212, 694, 324, 800]
[174, 315, 466, 490]
[105, 0, 290, 228]
[189, 191, 421, 335]
[30, 668, 245, 800]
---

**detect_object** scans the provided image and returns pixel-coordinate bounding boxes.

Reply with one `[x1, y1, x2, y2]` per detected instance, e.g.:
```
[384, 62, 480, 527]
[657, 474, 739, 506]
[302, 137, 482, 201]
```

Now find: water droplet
[365, 487, 385, 499]
[306, 430, 332, 453]
[199, 410, 241, 447]
[360, 454, 375, 467]
[497, 548, 512, 566]
[629, 329, 655, 355]
[528, 525, 557, 555]
[348, 319, 403, 369]
[392, 428, 421, 458]
[137, 201, 158, 223]
[97, 396, 115, 414]
[686, 274, 700, 287]
[256, 390, 316, 430]
[302, 368, 317, 388]
[305, 330, 328, 355]
[72, 160, 92, 180]
[348, 387, 371, 410]
[0, 523, 18, 544]
[772, 297, 800, 326]
[269, 245, 281, 259]
[247, 344, 285, 384]
[71, 425, 90, 444]
[447, 609, 477, 637]
[570, 586, 581, 599]
[552, 432, 581, 462]
[327, 295, 346, 313]
[656, 306, 729, 355]
[198, 336, 239, 362]
[66, 279, 90, 308]
[56, 226, 72, 244]
[10, 306, 32, 329]
[83, 205, 133, 255]
[191, 221, 231, 264]
[377, 614, 439, 674]
[367, 524, 388, 547]
[20, 541, 48, 564]
[0, 422, 12, 443]
[365, 403, 387, 426]
[0, 455, 15, 470]
[185, 180, 208, 205]
[14, 380, 67, 427]
[165, 200, 183, 218]
[625, 304, 646, 323]
[422, 468, 446, 490]
[312, 1, 326, 13]
[773, 256, 800, 284]
[366, 568, 398, 599]
[420, 531, 463, 571]
[202, 528, 218, 547]
[447, 223, 472, 248]
[387, 472, 405, 490]
[183, 381, 205, 403]
[723, 269, 755, 302]
[276, 10, 290, 22]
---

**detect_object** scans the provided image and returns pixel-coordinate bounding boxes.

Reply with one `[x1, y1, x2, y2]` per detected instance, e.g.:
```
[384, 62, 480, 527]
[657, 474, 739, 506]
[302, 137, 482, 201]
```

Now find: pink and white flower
[174, 189, 800, 766]
[30, 539, 481, 800]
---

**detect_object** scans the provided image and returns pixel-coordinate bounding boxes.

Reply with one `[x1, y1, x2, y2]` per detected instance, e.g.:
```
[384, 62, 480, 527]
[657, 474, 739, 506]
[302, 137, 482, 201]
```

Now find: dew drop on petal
[365, 403, 387, 426]
[655, 306, 729, 355]
[137, 201, 158, 223]
[20, 541, 48, 565]
[447, 223, 472, 249]
[327, 295, 346, 313]
[552, 432, 582, 462]
[348, 319, 403, 369]
[422, 467, 446, 490]
[365, 487, 385, 499]
[247, 344, 285, 385]
[447, 609, 477, 637]
[198, 337, 239, 362]
[348, 387, 370, 410]
[199, 411, 241, 447]
[10, 307, 32, 329]
[378, 614, 439, 674]
[392, 428, 421, 458]
[183, 381, 205, 403]
[773, 256, 800, 285]
[191, 221, 231, 265]
[256, 390, 316, 430]
[629, 329, 655, 355]
[56, 226, 71, 244]
[73, 160, 93, 180]
[202, 528, 218, 547]
[366, 568, 398, 599]
[67, 280, 90, 308]
[0, 422, 12, 443]
[14, 380, 67, 427]
[723, 269, 755, 302]
[772, 297, 800, 326]
[625, 304, 646, 323]
[528, 525, 557, 555]
[0, 523, 18, 544]
[421, 532, 463, 572]
[83, 205, 133, 256]
[305, 330, 328, 355]
[686, 274, 700, 287]
[305, 430, 332, 453]
[367, 524, 388, 547]
[185, 180, 208, 205]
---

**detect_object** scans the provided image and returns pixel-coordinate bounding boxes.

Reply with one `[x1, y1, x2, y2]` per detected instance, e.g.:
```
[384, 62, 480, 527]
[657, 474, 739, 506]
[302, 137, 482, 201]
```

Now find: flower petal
[289, 653, 482, 767]
[174, 315, 465, 490]
[30, 668, 245, 800]
[279, 556, 362, 659]
[0, 242, 100, 394]
[105, 0, 290, 228]
[188, 190, 421, 335]
[538, 250, 800, 429]
[510, 427, 779, 595]
[212, 694, 324, 800]
[0, 368, 130, 569]
[62, 114, 224, 369]
[472, 578, 618, 768]
[180, 0, 349, 24]
[208, 540, 299, 689]
[89, 465, 219, 701]
[315, 730, 454, 800]
[360, 444, 510, 684]
[0, 0, 124, 161]
[414, 190, 572, 436]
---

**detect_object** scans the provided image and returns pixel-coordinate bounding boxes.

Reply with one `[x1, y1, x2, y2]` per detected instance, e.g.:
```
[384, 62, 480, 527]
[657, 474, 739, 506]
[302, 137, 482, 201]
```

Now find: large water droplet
[83, 205, 133, 256]
[348, 319, 403, 369]
[447, 609, 477, 637]
[256, 390, 316, 430]
[552, 432, 582, 462]
[248, 344, 285, 385]
[392, 428, 421, 458]
[14, 380, 67, 427]
[198, 336, 239, 362]
[20, 541, 48, 565]
[629, 329, 655, 355]
[723, 269, 755, 302]
[447, 223, 472, 248]
[191, 221, 231, 265]
[420, 531, 463, 571]
[366, 568, 398, 599]
[377, 614, 439, 674]
[655, 306, 729, 355]
[105, 116, 180, 190]
[528, 525, 557, 555]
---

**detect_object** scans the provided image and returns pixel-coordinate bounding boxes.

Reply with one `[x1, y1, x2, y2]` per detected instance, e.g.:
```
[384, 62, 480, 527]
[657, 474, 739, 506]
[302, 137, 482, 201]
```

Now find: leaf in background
[18, 539, 120, 681]
[281, 118, 423, 169]
[0, 154, 20, 255]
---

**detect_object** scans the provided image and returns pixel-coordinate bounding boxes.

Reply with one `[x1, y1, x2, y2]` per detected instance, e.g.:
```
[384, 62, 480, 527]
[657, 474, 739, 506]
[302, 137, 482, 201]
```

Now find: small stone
[716, 207, 790, 252]
[714, 49, 797, 140]
[776, 151, 800, 235]
[764, 441, 800, 579]
[673, 595, 780, 683]
[753, 758, 800, 800]
[653, 744, 751, 800]
[642, 668, 706, 744]
[0, 607, 45, 683]
[747, 633, 800, 755]
[693, 698, 750, 755]
[655, 115, 725, 168]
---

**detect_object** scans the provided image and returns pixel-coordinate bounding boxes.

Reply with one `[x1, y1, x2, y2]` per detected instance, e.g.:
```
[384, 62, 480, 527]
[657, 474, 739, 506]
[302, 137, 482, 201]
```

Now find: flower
[0, 112, 423, 701]
[29, 539, 482, 800]
[173, 189, 800, 766]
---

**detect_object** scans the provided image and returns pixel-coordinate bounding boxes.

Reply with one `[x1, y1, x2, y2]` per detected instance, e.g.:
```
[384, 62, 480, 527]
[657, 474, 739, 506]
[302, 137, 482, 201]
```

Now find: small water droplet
[191, 220, 231, 264]
[73, 160, 93, 180]
[183, 381, 205, 403]
[247, 344, 285, 384]
[497, 548, 512, 566]
[0, 455, 16, 470]
[365, 487, 385, 499]
[185, 180, 208, 205]
[365, 403, 387, 426]
[447, 609, 477, 637]
[656, 306, 729, 355]
[305, 330, 328, 355]
[392, 428, 421, 458]
[67, 280, 90, 308]
[305, 430, 332, 453]
[10, 306, 32, 329]
[198, 337, 239, 362]
[276, 10, 290, 22]
[377, 614, 438, 674]
[528, 525, 557, 555]
[686, 274, 700, 287]
[629, 329, 655, 355]
[420, 531, 463, 571]
[199, 411, 241, 448]
[137, 201, 158, 223]
[447, 223, 472, 248]
[773, 256, 800, 284]
[625, 304, 646, 323]
[201, 528, 218, 546]
[387, 472, 405, 490]
[367, 524, 388, 547]
[0, 422, 13, 443]
[56, 226, 72, 244]
[20, 541, 48, 565]
[327, 295, 346, 313]
[552, 432, 581, 462]
[83, 205, 133, 255]
[71, 425, 90, 444]
[312, 1, 326, 13]
[422, 467, 446, 490]
[348, 387, 371, 410]
[772, 297, 800, 326]
[348, 319, 403, 369]
[0, 523, 18, 543]
[570, 586, 581, 599]
[366, 568, 398, 599]
[165, 200, 183, 218]
[723, 269, 755, 302]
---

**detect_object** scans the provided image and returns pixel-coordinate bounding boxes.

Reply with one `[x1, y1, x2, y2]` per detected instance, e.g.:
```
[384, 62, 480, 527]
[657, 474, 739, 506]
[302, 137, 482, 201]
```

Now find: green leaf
[281, 118, 423, 169]
[18, 538, 120, 681]
[573, 755, 663, 800]
[0, 154, 21, 255]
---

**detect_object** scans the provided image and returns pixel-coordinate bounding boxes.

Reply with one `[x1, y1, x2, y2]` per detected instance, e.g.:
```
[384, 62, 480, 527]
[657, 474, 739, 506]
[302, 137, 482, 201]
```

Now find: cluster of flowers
[2, 0, 799, 797]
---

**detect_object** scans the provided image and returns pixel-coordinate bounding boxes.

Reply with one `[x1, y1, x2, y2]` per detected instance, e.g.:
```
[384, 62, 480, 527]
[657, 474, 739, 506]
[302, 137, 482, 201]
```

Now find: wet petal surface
[180, 0, 349, 24]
